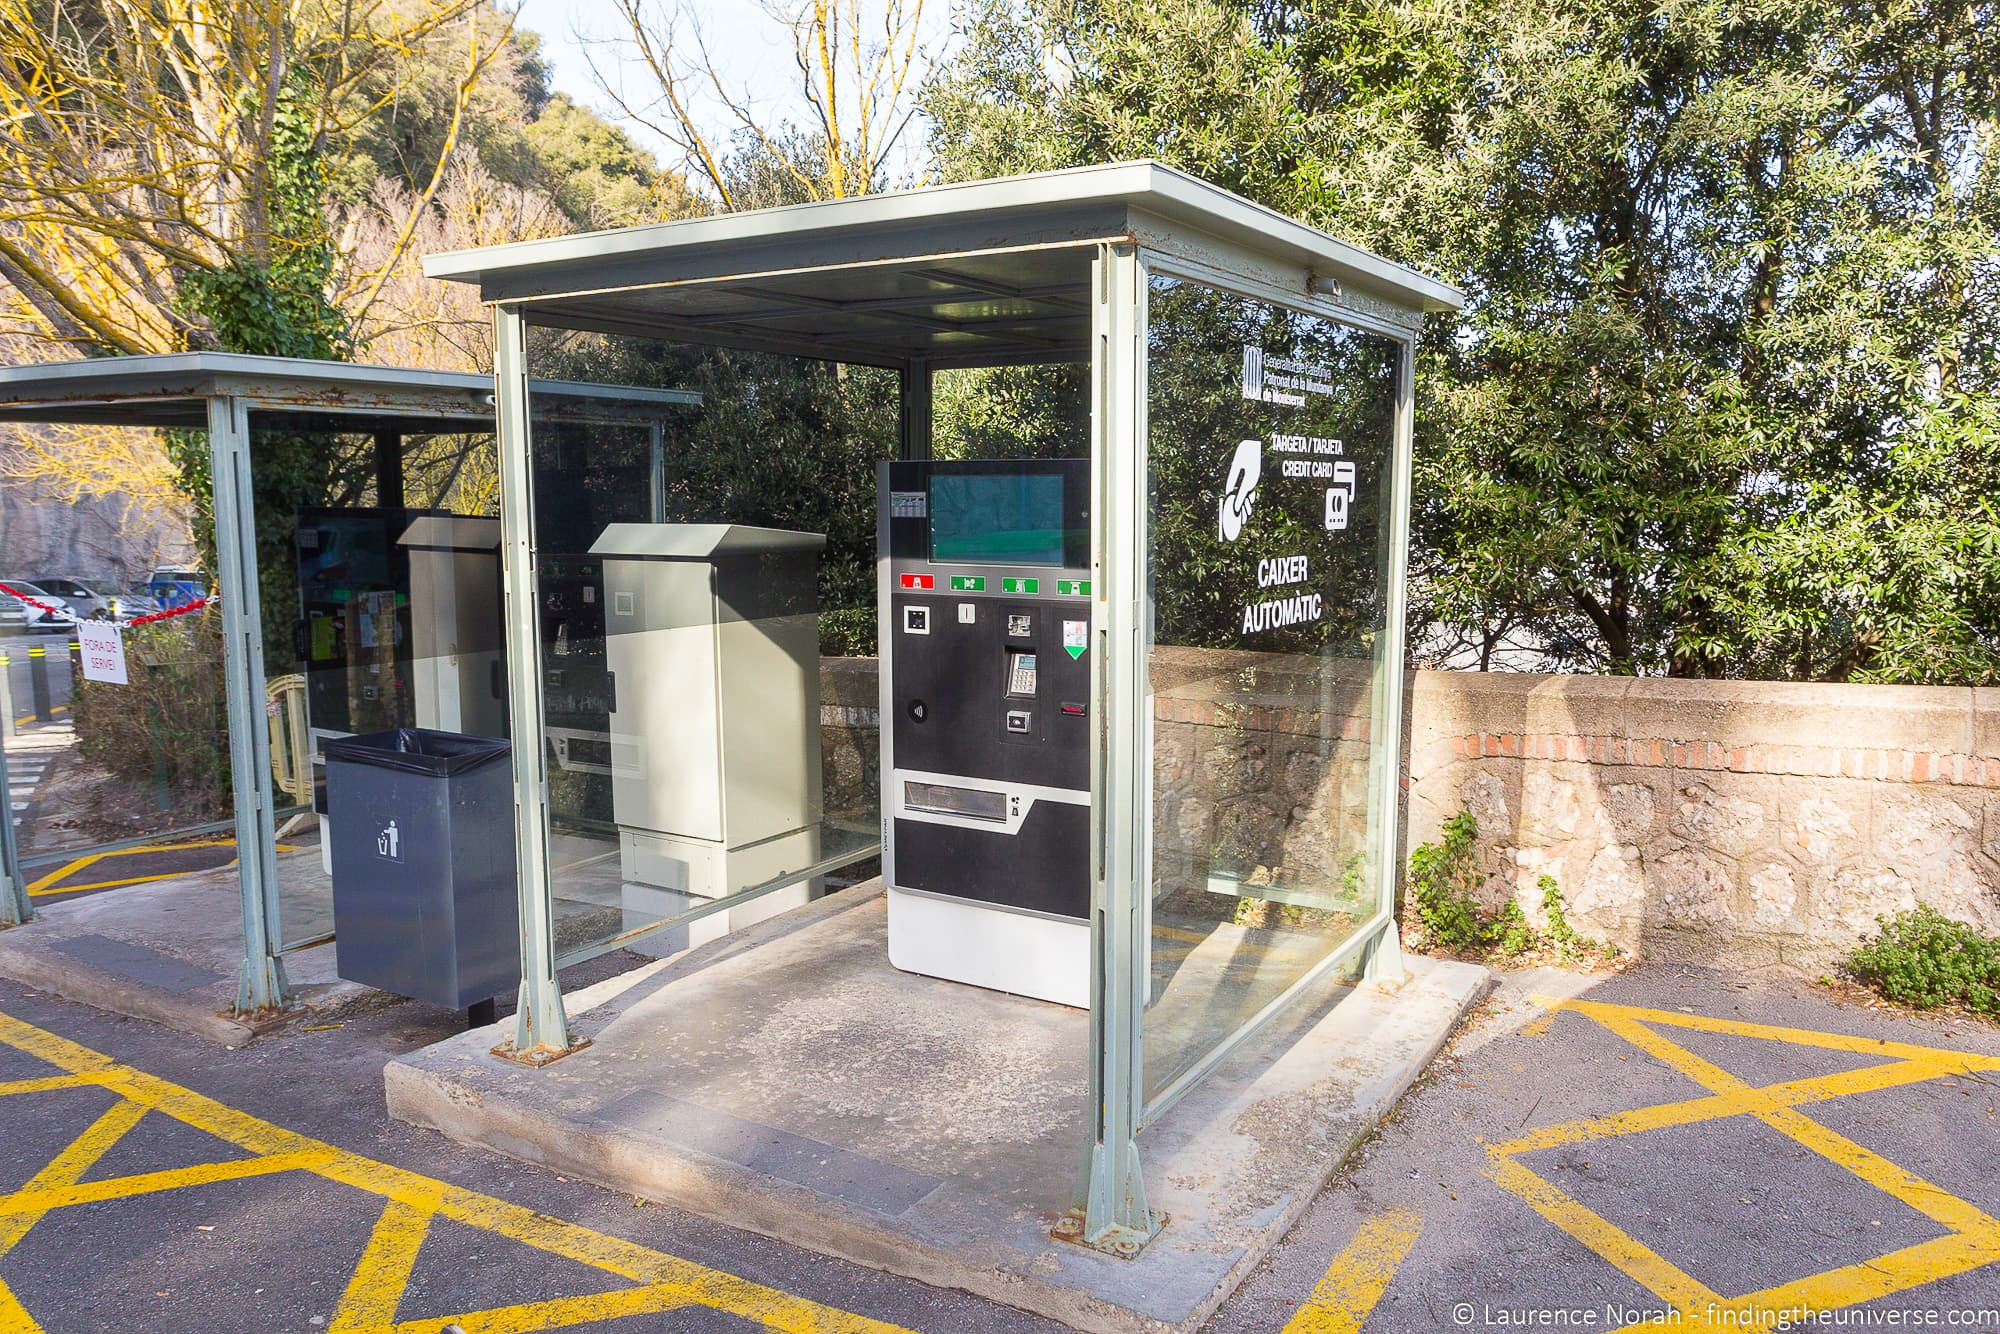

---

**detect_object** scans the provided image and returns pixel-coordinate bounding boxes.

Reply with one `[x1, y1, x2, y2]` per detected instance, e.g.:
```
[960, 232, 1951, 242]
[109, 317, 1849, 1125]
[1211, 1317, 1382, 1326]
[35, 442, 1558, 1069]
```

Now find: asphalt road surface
[0, 959, 1995, 1332]
[1, 633, 74, 732]
[1210, 964, 2000, 1334]
[0, 986, 1073, 1334]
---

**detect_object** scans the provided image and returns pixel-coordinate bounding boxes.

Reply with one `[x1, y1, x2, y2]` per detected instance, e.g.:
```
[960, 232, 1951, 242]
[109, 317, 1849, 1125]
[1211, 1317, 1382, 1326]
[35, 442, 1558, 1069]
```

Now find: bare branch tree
[582, 0, 932, 209]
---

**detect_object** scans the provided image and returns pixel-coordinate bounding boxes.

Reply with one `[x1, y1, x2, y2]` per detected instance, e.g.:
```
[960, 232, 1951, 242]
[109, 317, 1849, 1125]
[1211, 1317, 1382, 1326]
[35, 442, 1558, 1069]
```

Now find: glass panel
[524, 331, 891, 967]
[3, 423, 506, 949]
[275, 428, 503, 952]
[933, 364, 1090, 460]
[7, 422, 273, 909]
[12, 609, 236, 889]
[1142, 274, 1403, 1104]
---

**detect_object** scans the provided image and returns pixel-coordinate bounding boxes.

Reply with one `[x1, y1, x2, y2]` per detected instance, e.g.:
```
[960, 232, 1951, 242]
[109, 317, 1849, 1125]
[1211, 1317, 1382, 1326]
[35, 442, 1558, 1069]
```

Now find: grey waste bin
[325, 728, 517, 1010]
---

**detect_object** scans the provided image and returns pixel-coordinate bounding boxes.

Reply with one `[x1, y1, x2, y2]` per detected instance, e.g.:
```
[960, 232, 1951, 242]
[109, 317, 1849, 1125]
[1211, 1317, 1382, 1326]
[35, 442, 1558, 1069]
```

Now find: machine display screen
[928, 473, 1069, 566]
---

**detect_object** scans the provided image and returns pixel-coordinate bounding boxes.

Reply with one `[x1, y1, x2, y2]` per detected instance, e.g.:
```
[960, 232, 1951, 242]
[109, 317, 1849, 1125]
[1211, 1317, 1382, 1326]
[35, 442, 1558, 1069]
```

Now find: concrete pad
[386, 884, 1490, 1333]
[0, 850, 366, 1045]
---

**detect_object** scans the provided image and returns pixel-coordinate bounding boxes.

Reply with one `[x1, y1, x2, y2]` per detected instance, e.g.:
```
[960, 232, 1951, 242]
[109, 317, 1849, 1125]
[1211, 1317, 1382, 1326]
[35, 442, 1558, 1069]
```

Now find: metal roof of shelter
[425, 161, 1465, 369]
[0, 352, 699, 431]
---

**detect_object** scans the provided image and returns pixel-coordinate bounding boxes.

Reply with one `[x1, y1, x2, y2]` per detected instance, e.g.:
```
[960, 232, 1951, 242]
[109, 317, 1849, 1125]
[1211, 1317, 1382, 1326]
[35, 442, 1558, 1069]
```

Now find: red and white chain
[0, 582, 216, 630]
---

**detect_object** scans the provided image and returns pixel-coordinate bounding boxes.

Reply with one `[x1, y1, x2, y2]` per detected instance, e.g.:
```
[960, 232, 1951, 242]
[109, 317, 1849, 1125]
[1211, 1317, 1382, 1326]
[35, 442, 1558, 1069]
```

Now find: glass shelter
[425, 161, 1463, 1248]
[0, 354, 695, 1014]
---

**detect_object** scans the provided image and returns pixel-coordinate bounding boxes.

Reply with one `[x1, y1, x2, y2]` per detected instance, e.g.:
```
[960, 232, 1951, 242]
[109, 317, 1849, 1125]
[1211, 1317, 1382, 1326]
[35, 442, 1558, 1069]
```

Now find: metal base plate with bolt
[489, 1035, 592, 1068]
[1051, 1206, 1168, 1258]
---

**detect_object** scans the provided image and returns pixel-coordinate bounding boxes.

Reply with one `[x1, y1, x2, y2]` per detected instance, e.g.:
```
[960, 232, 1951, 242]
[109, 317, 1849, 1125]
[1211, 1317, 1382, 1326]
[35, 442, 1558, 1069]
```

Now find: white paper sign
[78, 620, 128, 684]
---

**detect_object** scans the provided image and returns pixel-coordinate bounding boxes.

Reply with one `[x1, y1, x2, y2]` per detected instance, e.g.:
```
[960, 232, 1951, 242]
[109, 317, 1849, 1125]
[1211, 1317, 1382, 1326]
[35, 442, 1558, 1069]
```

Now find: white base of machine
[886, 887, 1089, 1008]
[619, 826, 823, 959]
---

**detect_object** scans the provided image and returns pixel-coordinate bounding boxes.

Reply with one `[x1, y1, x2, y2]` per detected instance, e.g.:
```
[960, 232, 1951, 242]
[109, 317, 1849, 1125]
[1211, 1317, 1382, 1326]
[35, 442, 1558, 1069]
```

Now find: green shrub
[819, 607, 876, 657]
[1407, 812, 1486, 948]
[1490, 899, 1534, 956]
[71, 615, 231, 819]
[1539, 874, 1601, 961]
[1847, 907, 2000, 1014]
[1406, 816, 1611, 964]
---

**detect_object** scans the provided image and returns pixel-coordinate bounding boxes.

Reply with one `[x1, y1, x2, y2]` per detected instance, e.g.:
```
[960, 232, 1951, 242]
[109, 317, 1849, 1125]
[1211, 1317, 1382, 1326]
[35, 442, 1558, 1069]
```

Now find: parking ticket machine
[877, 459, 1093, 1006]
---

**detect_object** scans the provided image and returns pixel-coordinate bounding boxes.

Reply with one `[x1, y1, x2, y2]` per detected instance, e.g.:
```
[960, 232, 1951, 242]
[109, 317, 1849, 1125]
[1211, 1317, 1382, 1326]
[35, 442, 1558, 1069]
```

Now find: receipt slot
[588, 523, 827, 950]
[877, 459, 1093, 1006]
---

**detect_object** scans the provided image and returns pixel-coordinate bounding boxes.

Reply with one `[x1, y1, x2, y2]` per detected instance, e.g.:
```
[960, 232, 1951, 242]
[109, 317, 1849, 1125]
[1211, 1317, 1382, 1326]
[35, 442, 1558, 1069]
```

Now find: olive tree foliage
[926, 0, 2000, 683]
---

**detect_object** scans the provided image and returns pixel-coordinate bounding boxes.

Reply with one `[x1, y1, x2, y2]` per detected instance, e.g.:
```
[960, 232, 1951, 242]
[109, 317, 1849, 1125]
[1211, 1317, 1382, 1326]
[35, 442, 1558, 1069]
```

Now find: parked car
[0, 580, 72, 632]
[146, 566, 209, 611]
[29, 575, 119, 620]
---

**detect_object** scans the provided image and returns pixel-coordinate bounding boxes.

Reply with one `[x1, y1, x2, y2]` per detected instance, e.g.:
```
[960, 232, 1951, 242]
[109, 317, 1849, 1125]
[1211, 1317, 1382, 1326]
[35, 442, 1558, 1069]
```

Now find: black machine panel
[878, 458, 1094, 922]
[892, 802, 1090, 918]
[887, 596, 1090, 788]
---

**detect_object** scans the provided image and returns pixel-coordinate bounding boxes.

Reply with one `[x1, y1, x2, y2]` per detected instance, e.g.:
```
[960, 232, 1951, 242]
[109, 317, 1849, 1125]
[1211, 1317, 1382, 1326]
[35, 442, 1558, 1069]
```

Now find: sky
[509, 0, 956, 185]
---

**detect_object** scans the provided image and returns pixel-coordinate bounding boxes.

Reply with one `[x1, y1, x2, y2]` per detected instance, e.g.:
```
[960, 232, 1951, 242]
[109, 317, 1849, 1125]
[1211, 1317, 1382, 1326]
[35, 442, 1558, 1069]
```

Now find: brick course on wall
[821, 656, 2000, 977]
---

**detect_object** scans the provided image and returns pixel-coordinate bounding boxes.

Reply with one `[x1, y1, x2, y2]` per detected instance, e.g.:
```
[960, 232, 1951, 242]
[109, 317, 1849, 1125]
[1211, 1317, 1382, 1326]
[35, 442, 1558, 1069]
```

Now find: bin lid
[399, 515, 501, 552]
[588, 522, 826, 561]
[323, 727, 511, 776]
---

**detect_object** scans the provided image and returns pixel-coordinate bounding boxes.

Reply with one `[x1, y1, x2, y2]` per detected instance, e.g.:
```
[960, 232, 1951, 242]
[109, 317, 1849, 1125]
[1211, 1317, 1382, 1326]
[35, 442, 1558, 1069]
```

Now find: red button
[900, 574, 933, 589]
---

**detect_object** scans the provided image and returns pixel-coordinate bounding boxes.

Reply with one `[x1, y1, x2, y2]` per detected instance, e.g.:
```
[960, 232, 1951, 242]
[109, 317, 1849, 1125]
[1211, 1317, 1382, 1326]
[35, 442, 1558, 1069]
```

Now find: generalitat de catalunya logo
[1219, 438, 1262, 542]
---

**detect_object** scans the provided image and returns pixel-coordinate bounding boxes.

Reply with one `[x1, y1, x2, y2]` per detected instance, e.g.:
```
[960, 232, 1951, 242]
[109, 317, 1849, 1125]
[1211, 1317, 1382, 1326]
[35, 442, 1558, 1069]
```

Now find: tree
[0, 0, 518, 356]
[926, 0, 2000, 683]
[585, 0, 933, 206]
[525, 92, 704, 227]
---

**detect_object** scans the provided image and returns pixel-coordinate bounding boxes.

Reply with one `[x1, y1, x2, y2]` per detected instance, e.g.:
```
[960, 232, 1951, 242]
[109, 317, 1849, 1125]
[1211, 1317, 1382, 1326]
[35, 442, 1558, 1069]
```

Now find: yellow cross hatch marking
[0, 1009, 919, 1334]
[0, 1098, 146, 1258]
[25, 839, 299, 896]
[1489, 997, 2000, 1333]
[1281, 1207, 1423, 1334]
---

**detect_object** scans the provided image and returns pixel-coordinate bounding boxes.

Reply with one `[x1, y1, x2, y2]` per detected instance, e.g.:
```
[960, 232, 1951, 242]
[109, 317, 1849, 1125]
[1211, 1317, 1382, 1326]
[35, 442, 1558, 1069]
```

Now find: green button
[1002, 577, 1040, 594]
[1057, 580, 1091, 596]
[950, 576, 985, 591]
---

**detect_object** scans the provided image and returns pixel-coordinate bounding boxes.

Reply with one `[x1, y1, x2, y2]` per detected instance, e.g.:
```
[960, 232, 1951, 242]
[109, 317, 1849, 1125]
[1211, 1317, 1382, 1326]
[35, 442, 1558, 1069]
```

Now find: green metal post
[648, 420, 666, 523]
[0, 738, 29, 924]
[493, 304, 571, 1057]
[1071, 242, 1161, 1255]
[209, 395, 291, 1012]
[1362, 338, 1418, 986]
[0, 640, 15, 741]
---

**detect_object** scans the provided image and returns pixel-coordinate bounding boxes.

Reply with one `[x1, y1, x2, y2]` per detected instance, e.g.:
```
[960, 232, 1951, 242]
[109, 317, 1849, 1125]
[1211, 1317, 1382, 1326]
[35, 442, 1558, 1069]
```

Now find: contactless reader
[877, 459, 1092, 1006]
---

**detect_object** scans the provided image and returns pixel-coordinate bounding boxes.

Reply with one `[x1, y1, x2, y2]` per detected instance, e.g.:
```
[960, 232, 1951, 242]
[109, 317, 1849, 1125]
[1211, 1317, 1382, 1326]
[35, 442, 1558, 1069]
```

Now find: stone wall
[821, 656, 2000, 976]
[821, 648, 1384, 914]
[820, 656, 880, 822]
[1407, 673, 2000, 974]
